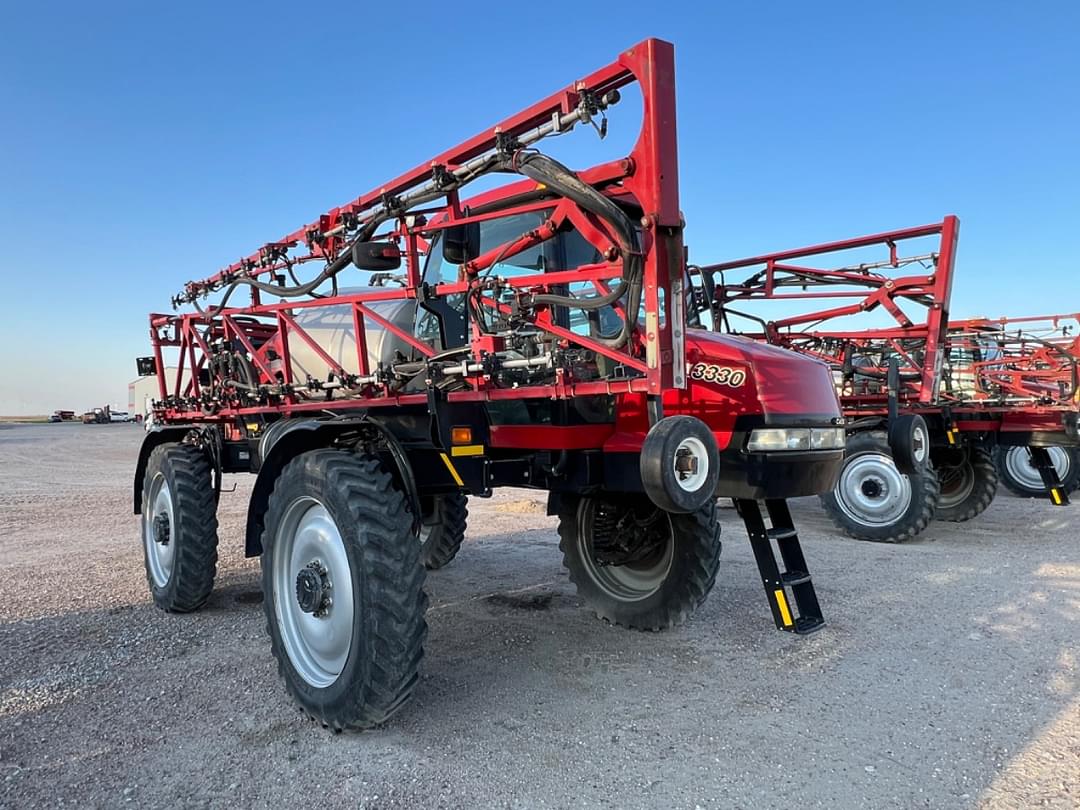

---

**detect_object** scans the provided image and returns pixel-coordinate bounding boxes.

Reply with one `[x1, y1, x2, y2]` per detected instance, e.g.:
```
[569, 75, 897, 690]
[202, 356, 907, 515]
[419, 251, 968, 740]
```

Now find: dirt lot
[0, 422, 1077, 808]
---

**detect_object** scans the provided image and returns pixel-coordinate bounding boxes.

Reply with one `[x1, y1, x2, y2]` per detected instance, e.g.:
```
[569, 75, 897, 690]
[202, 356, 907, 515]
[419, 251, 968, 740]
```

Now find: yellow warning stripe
[1050, 488, 1064, 505]
[774, 588, 793, 627]
[439, 453, 464, 487]
[450, 444, 484, 457]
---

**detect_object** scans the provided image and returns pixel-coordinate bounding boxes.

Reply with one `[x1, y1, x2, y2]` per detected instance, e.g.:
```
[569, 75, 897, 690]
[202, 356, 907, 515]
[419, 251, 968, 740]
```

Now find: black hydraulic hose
[392, 361, 427, 376]
[234, 351, 258, 389]
[508, 152, 642, 348]
[515, 153, 637, 254]
[193, 248, 355, 317]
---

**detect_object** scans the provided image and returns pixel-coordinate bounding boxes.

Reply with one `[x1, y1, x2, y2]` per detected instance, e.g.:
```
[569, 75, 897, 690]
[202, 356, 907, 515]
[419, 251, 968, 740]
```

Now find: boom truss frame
[148, 39, 686, 426]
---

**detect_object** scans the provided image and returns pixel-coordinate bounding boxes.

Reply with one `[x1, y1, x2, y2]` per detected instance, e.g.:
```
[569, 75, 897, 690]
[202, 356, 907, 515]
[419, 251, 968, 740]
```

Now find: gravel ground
[0, 422, 1078, 809]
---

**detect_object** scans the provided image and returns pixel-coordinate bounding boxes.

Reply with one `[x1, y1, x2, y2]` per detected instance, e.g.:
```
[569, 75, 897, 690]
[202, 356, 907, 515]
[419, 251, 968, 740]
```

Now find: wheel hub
[591, 502, 668, 567]
[912, 428, 927, 463]
[578, 498, 676, 602]
[674, 448, 699, 479]
[273, 498, 355, 689]
[152, 513, 171, 545]
[937, 460, 975, 508]
[672, 436, 709, 492]
[295, 560, 332, 617]
[835, 452, 913, 527]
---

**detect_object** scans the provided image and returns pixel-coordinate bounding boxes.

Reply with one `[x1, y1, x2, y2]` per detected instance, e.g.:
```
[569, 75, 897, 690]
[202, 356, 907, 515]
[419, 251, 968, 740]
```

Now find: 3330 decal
[688, 363, 747, 387]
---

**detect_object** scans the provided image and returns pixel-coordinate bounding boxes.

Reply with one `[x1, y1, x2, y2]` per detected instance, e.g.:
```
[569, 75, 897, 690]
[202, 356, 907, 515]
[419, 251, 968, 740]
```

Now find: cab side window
[417, 211, 549, 348]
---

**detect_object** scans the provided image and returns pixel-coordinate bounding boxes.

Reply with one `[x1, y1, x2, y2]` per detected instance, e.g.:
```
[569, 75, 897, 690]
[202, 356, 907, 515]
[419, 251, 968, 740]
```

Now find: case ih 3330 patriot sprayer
[691, 224, 1080, 543]
[132, 39, 850, 729]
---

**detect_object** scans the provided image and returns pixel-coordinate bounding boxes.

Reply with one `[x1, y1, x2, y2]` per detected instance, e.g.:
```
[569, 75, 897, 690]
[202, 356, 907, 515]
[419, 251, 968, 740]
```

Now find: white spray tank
[285, 286, 420, 381]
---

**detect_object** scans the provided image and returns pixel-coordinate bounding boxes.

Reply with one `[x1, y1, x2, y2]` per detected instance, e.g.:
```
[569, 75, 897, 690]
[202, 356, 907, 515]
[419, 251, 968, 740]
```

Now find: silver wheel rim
[938, 461, 975, 510]
[578, 501, 674, 602]
[673, 436, 709, 492]
[272, 497, 355, 688]
[1004, 446, 1070, 490]
[835, 452, 913, 527]
[143, 473, 175, 588]
[912, 425, 929, 464]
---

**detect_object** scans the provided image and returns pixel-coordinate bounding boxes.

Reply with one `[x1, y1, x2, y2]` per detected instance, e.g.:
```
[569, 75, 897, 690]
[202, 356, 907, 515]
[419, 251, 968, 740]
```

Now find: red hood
[685, 330, 843, 422]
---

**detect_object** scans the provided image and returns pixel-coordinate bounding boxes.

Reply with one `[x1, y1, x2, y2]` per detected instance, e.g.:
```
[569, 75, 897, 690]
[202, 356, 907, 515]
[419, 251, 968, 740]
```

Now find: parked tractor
[133, 39, 847, 729]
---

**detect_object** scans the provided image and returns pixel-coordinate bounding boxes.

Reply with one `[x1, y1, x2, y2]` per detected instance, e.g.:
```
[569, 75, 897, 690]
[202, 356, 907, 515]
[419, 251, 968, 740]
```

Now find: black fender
[133, 426, 197, 514]
[244, 417, 422, 557]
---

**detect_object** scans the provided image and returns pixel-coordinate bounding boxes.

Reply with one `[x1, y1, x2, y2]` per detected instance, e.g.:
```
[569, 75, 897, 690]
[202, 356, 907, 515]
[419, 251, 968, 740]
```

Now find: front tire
[995, 446, 1080, 497]
[935, 446, 997, 522]
[140, 444, 219, 612]
[820, 431, 940, 543]
[261, 450, 427, 731]
[558, 494, 721, 630]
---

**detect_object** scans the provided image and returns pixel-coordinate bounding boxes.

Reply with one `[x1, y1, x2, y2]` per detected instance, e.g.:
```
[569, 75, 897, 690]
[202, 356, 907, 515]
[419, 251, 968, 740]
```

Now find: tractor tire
[995, 446, 1080, 498]
[557, 494, 721, 630]
[935, 447, 998, 522]
[820, 431, 940, 543]
[261, 450, 427, 731]
[140, 444, 219, 612]
[418, 493, 468, 570]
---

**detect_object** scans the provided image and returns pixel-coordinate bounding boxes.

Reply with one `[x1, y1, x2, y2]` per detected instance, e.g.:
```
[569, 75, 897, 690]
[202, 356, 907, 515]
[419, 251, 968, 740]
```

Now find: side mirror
[351, 241, 402, 271]
[442, 221, 481, 265]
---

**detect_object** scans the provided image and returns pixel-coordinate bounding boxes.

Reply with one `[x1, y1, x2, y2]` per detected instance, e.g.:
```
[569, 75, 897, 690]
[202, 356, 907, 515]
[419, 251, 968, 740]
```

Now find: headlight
[810, 427, 846, 449]
[746, 427, 845, 452]
[746, 428, 810, 451]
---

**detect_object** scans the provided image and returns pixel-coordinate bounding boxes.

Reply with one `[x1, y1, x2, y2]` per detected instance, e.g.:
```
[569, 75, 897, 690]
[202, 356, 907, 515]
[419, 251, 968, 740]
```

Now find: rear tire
[418, 493, 468, 570]
[140, 444, 219, 612]
[995, 446, 1080, 497]
[935, 447, 997, 522]
[261, 450, 427, 731]
[820, 431, 939, 543]
[558, 494, 721, 630]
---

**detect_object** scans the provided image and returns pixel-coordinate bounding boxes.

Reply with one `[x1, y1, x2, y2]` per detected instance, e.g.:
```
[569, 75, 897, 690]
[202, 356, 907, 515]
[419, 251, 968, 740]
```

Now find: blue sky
[1, 2, 1077, 413]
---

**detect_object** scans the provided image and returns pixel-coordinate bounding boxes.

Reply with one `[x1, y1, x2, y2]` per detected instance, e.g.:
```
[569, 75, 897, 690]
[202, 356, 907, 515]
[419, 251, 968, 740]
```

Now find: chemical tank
[286, 287, 419, 380]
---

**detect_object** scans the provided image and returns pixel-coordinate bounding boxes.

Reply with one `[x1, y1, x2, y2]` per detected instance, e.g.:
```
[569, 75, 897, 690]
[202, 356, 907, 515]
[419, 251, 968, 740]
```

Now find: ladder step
[768, 526, 798, 541]
[736, 498, 825, 634]
[794, 616, 826, 635]
[1028, 447, 1072, 506]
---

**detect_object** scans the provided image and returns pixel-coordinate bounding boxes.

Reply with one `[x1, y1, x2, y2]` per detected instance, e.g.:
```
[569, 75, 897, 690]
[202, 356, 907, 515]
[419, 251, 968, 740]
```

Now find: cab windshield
[417, 210, 610, 348]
